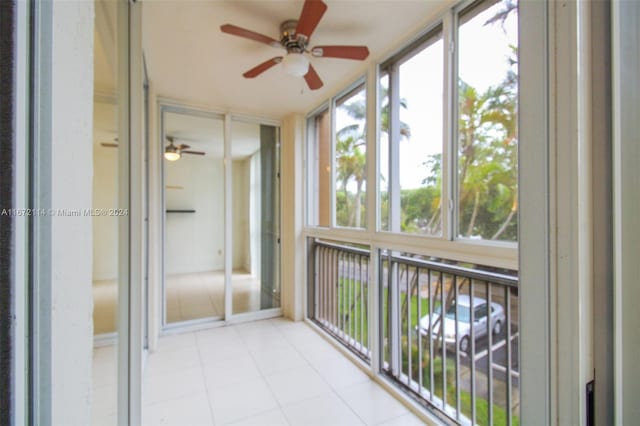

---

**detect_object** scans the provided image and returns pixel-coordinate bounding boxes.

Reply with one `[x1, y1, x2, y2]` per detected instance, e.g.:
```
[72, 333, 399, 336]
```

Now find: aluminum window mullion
[442, 9, 456, 242]
[329, 101, 336, 228]
[388, 66, 401, 234]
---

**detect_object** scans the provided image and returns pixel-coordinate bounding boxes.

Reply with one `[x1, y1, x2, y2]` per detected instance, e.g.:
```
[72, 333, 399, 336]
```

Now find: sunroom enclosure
[305, 0, 519, 423]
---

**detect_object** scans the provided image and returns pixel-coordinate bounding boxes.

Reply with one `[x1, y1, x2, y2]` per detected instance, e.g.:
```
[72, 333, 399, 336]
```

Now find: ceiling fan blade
[304, 64, 323, 90]
[296, 0, 327, 39]
[243, 57, 283, 78]
[311, 45, 370, 60]
[100, 142, 119, 148]
[220, 24, 281, 48]
[182, 150, 205, 156]
[178, 144, 191, 150]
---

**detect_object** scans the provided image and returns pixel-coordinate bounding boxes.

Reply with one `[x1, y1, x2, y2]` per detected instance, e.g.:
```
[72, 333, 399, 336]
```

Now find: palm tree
[335, 85, 411, 228]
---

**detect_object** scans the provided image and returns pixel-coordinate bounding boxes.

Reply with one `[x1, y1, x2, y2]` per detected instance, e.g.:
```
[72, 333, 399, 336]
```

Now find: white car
[418, 295, 505, 353]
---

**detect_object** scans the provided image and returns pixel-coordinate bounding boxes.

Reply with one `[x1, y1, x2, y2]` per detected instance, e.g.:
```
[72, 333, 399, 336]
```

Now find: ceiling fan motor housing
[280, 20, 307, 53]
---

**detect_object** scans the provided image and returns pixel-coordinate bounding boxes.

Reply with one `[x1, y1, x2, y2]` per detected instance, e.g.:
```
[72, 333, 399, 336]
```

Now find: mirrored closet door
[162, 107, 226, 325]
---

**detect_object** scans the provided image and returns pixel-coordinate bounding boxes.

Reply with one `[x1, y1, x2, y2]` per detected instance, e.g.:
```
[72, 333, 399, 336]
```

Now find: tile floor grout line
[268, 321, 370, 426]
[194, 331, 218, 426]
[241, 322, 293, 426]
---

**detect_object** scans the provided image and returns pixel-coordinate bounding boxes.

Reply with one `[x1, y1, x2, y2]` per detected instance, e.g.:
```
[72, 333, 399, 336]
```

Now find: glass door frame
[158, 102, 283, 332]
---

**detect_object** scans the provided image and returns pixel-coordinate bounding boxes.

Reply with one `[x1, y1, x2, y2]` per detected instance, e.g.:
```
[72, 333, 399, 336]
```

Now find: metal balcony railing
[381, 251, 519, 426]
[308, 239, 371, 360]
[307, 238, 519, 425]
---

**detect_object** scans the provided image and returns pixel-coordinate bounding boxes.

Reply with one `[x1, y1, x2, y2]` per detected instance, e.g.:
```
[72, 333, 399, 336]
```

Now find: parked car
[418, 295, 505, 353]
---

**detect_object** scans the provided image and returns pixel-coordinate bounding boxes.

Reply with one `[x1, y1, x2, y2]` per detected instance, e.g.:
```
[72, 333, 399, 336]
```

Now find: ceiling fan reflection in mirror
[220, 0, 370, 90]
[100, 137, 205, 162]
[164, 136, 205, 161]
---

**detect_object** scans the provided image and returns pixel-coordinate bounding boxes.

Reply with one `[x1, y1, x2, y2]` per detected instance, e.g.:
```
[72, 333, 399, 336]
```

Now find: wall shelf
[166, 209, 196, 213]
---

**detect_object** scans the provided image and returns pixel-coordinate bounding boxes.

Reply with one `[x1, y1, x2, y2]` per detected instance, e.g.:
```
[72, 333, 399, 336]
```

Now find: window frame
[305, 76, 369, 231]
[304, 0, 518, 270]
[378, 22, 446, 238]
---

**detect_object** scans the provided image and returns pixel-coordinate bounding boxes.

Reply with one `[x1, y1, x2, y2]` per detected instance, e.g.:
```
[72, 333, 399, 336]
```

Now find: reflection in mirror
[92, 0, 120, 423]
[163, 109, 225, 324]
[93, 98, 119, 336]
[231, 121, 280, 314]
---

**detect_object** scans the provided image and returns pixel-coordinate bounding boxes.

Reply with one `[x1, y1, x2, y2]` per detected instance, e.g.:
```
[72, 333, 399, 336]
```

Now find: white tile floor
[91, 318, 427, 426]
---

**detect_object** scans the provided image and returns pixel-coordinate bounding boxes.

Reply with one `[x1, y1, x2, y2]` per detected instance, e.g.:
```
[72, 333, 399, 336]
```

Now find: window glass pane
[335, 84, 367, 228]
[308, 109, 331, 227]
[381, 31, 443, 235]
[398, 35, 443, 235]
[457, 0, 518, 241]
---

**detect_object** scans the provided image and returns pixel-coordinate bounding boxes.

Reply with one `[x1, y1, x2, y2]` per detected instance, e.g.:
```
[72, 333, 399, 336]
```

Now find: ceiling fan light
[164, 151, 181, 161]
[282, 53, 309, 77]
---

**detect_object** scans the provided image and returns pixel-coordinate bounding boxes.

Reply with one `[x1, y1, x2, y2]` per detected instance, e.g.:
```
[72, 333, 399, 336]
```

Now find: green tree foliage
[335, 86, 410, 228]
[458, 29, 518, 240]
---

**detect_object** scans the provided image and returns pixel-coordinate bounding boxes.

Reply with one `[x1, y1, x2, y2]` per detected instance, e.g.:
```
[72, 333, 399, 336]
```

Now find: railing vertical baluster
[506, 286, 513, 426]
[318, 245, 323, 323]
[332, 248, 336, 331]
[350, 253, 354, 344]
[335, 250, 342, 335]
[322, 246, 326, 323]
[470, 279, 476, 425]
[454, 275, 460, 420]
[428, 269, 434, 402]
[407, 264, 412, 386]
[487, 282, 494, 426]
[417, 268, 423, 395]
[359, 255, 364, 351]
[396, 260, 402, 377]
[440, 271, 446, 410]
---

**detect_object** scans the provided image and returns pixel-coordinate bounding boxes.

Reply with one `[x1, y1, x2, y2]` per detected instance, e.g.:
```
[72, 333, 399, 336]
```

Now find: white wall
[50, 1, 94, 424]
[232, 158, 250, 271]
[165, 155, 225, 274]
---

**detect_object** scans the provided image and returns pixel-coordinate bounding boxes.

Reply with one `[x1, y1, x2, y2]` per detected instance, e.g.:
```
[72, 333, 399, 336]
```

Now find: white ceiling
[142, 0, 448, 120]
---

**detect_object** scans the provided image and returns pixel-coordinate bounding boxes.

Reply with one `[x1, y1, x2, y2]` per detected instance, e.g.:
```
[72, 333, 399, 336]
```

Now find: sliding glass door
[231, 120, 281, 315]
[162, 107, 225, 325]
[161, 106, 281, 327]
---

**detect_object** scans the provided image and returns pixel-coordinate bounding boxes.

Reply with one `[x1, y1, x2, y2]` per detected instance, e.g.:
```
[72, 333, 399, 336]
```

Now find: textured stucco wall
[51, 1, 94, 424]
[281, 114, 304, 321]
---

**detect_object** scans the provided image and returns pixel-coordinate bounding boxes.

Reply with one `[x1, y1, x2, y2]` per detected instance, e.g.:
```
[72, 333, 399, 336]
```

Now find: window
[307, 81, 367, 229]
[335, 84, 367, 228]
[457, 0, 518, 241]
[379, 0, 518, 244]
[380, 27, 443, 235]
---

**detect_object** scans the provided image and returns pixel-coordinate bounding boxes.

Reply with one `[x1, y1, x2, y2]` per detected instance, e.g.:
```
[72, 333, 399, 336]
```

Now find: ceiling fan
[164, 136, 205, 161]
[220, 0, 370, 90]
[100, 137, 205, 161]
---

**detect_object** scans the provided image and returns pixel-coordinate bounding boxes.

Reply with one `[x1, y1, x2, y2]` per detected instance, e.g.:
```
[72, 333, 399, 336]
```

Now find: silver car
[418, 295, 505, 353]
